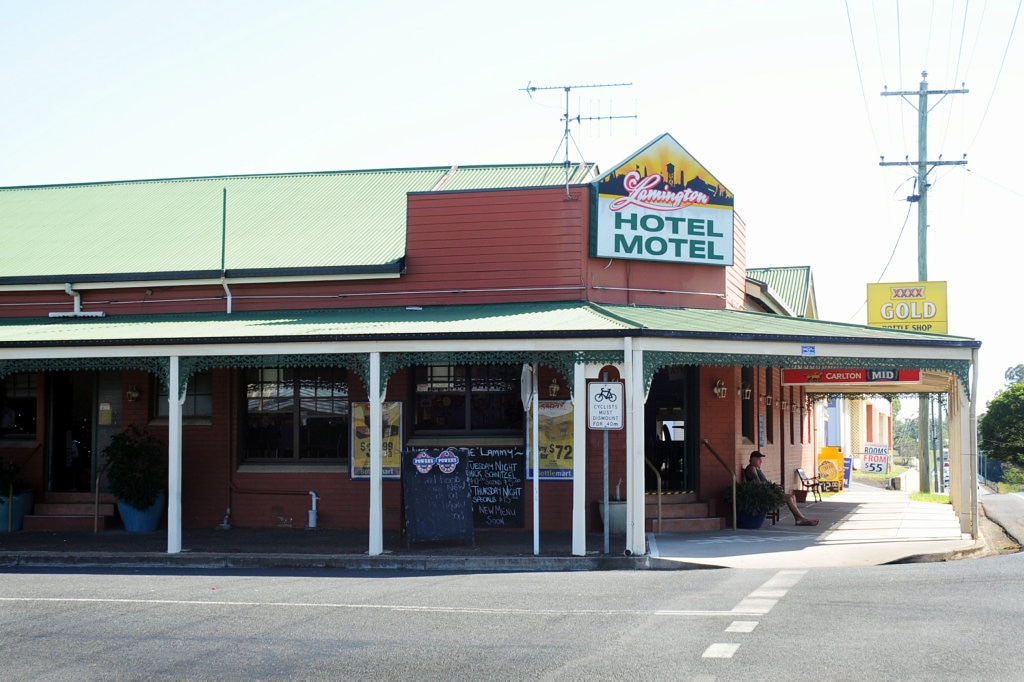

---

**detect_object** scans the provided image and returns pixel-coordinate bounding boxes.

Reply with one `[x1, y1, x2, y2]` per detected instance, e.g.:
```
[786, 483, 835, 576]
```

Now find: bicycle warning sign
[587, 380, 624, 430]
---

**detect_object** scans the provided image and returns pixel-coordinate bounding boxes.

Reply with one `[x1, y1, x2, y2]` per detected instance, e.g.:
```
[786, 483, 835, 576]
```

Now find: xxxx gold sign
[866, 281, 947, 333]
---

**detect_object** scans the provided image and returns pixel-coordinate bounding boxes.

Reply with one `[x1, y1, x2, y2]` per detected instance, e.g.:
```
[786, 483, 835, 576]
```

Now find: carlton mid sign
[866, 281, 947, 333]
[782, 368, 921, 385]
[591, 133, 734, 266]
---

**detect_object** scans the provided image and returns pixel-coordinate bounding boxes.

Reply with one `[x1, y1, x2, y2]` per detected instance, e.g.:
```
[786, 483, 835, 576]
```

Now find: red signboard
[782, 369, 921, 385]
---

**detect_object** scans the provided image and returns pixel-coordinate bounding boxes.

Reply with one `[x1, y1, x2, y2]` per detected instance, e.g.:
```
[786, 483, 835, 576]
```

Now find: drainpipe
[48, 283, 105, 318]
[220, 188, 232, 314]
[221, 278, 233, 315]
[308, 490, 319, 529]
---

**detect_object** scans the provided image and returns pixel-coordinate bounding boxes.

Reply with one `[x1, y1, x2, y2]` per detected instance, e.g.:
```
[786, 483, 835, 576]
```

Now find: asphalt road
[3, 551, 1024, 680]
[980, 488, 1024, 546]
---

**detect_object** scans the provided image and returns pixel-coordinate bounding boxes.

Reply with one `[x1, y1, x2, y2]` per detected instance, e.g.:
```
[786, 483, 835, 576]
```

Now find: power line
[967, 0, 1023, 151]
[846, 0, 882, 153]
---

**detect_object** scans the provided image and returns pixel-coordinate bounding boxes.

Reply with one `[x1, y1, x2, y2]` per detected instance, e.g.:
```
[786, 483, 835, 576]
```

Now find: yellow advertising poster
[527, 399, 574, 479]
[350, 401, 402, 479]
[817, 446, 844, 493]
[866, 281, 947, 333]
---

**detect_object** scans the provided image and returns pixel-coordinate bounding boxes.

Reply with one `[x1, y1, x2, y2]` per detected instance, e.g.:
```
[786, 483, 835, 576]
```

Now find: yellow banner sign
[350, 401, 402, 479]
[528, 399, 574, 479]
[866, 281, 947, 333]
[817, 446, 844, 493]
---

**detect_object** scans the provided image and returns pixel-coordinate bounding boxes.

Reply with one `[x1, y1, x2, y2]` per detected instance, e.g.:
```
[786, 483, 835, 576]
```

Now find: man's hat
[749, 450, 765, 459]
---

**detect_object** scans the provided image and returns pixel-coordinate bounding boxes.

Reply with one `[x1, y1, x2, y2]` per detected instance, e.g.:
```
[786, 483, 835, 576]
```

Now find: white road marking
[702, 643, 741, 658]
[726, 621, 758, 633]
[732, 569, 807, 615]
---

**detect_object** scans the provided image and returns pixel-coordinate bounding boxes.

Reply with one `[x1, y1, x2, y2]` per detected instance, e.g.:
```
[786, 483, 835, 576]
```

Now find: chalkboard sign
[402, 448, 474, 545]
[466, 446, 525, 528]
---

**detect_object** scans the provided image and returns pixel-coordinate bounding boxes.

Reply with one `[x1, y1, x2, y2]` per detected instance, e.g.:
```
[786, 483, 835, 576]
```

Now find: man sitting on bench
[743, 451, 819, 526]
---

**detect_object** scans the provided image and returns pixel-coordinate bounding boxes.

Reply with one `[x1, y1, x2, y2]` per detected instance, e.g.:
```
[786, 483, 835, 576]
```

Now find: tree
[893, 415, 919, 460]
[978, 383, 1024, 467]
[1006, 364, 1024, 387]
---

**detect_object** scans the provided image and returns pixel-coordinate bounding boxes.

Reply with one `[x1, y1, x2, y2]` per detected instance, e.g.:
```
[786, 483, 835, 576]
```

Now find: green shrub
[103, 426, 166, 509]
[723, 479, 786, 515]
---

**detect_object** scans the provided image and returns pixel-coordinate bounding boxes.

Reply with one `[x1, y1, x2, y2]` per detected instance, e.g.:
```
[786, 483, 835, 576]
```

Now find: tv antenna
[521, 81, 636, 187]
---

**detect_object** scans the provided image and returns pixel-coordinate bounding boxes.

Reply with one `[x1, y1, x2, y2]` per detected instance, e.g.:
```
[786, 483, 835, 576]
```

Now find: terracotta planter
[793, 489, 808, 503]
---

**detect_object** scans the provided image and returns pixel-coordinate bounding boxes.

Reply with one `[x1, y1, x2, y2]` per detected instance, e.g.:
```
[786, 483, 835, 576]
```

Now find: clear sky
[1, 0, 1021, 407]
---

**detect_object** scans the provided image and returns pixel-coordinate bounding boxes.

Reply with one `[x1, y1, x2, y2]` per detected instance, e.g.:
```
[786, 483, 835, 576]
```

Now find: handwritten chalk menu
[466, 446, 525, 528]
[402, 449, 474, 544]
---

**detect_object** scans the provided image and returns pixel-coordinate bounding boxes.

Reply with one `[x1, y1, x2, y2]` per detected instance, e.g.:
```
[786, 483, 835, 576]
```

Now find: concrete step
[643, 493, 724, 532]
[646, 500, 712, 519]
[33, 502, 117, 516]
[646, 492, 697, 504]
[41, 492, 116, 505]
[22, 514, 115, 531]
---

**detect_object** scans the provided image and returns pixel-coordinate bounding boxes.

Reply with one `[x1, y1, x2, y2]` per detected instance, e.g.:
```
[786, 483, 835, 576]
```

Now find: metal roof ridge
[581, 302, 648, 329]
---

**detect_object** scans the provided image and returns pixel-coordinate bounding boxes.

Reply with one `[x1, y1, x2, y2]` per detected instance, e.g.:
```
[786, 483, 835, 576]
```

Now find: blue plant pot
[736, 510, 767, 530]
[117, 493, 166, 532]
[0, 490, 34, 532]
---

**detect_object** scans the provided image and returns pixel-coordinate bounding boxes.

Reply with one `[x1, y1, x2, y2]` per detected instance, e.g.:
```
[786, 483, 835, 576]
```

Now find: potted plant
[723, 478, 786, 529]
[1, 445, 40, 532]
[102, 425, 167, 532]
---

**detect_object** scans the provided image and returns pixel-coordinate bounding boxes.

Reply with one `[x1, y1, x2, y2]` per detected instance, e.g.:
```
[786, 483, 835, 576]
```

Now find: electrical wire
[875, 186, 916, 284]
[967, 0, 1022, 150]
[938, 0, 971, 153]
[846, 0, 882, 152]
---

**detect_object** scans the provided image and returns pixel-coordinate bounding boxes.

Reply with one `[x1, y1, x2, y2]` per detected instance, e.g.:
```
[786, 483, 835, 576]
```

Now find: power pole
[880, 70, 967, 493]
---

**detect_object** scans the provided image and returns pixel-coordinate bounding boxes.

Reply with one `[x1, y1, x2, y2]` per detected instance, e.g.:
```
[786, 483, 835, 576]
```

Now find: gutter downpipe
[48, 283, 105, 318]
[221, 279, 233, 315]
[65, 283, 82, 313]
[221, 188, 232, 314]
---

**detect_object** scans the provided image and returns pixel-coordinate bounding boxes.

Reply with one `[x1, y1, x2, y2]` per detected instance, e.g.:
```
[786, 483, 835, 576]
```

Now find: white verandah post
[368, 351, 384, 556]
[167, 355, 183, 554]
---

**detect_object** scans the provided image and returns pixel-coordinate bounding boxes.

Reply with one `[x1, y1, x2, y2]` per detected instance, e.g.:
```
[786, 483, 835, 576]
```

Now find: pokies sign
[591, 133, 735, 266]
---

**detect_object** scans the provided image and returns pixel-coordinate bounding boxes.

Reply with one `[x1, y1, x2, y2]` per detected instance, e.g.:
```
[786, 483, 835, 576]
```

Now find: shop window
[1, 373, 37, 441]
[412, 364, 523, 435]
[153, 371, 214, 419]
[242, 366, 349, 461]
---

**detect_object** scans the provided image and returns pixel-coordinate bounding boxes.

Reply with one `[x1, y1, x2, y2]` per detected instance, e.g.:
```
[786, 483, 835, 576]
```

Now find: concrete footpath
[650, 482, 998, 569]
[0, 482, 1015, 572]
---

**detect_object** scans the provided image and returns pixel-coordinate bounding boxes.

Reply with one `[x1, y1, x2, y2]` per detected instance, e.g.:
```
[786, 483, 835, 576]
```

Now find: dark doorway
[645, 366, 699, 493]
[48, 372, 96, 492]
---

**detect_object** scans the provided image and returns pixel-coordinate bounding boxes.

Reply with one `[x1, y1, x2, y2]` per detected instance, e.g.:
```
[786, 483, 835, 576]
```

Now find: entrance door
[48, 372, 96, 492]
[644, 366, 699, 493]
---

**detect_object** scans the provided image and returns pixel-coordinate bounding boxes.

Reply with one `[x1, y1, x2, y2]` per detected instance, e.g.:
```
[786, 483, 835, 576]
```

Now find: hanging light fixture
[712, 379, 727, 399]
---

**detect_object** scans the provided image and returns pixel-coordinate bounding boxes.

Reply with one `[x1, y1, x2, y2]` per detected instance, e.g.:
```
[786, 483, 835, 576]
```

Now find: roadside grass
[910, 491, 950, 504]
[852, 465, 909, 485]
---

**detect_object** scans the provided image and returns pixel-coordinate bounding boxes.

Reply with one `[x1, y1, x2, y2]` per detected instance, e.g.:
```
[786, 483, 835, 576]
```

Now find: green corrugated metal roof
[747, 266, 814, 317]
[0, 301, 977, 348]
[0, 163, 599, 284]
[596, 303, 972, 344]
[432, 163, 599, 191]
